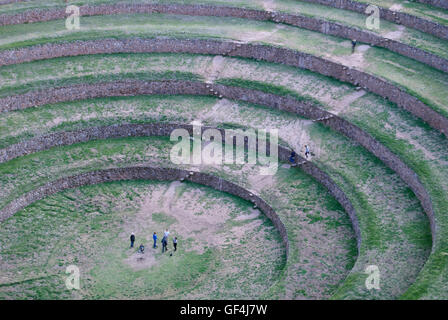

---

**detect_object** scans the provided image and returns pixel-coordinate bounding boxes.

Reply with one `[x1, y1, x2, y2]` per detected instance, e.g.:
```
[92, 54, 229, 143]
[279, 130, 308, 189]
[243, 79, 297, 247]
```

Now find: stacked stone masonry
[299, 0, 448, 40]
[0, 122, 361, 250]
[0, 38, 446, 136]
[0, 166, 291, 257]
[0, 79, 435, 249]
[415, 0, 448, 10]
[0, 3, 447, 72]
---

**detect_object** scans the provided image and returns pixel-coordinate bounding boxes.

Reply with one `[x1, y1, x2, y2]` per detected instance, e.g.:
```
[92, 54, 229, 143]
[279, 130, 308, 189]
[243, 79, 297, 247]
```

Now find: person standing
[289, 151, 296, 165]
[130, 233, 135, 248]
[164, 229, 170, 249]
[173, 237, 178, 252]
[351, 39, 357, 53]
[162, 236, 167, 253]
[153, 232, 158, 248]
[304, 145, 310, 159]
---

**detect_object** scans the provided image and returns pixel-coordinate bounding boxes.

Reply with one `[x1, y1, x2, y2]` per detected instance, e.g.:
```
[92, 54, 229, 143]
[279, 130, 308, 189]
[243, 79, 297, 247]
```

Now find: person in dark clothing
[173, 237, 178, 252]
[130, 233, 135, 248]
[153, 232, 158, 248]
[289, 151, 296, 166]
[351, 39, 357, 53]
[138, 244, 145, 254]
[161, 236, 168, 253]
[289, 151, 296, 163]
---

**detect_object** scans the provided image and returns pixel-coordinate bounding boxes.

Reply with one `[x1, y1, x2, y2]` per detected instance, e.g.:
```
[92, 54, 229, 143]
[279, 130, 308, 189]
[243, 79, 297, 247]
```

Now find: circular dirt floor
[0, 180, 285, 299]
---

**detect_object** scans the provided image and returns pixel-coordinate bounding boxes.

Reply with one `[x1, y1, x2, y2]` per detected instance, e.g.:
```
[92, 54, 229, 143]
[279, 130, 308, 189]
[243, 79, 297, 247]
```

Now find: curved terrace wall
[0, 0, 24, 4]
[0, 3, 446, 73]
[0, 38, 446, 136]
[0, 166, 290, 258]
[299, 0, 448, 40]
[0, 122, 361, 250]
[415, 0, 448, 10]
[0, 79, 435, 251]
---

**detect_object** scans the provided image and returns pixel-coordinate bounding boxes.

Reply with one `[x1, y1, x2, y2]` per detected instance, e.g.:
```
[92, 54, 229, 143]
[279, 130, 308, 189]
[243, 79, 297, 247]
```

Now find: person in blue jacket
[289, 151, 296, 165]
[153, 232, 158, 248]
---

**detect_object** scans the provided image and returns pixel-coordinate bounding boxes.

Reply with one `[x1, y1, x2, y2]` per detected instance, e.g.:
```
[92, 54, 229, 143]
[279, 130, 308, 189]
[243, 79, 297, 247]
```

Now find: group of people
[153, 229, 178, 253]
[289, 145, 312, 165]
[130, 230, 178, 255]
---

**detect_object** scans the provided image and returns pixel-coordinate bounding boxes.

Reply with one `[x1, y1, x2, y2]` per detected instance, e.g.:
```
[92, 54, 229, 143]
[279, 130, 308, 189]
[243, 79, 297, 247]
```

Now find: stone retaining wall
[0, 3, 446, 72]
[0, 0, 24, 4]
[0, 79, 435, 249]
[214, 82, 438, 240]
[0, 166, 291, 258]
[299, 0, 448, 40]
[0, 122, 361, 250]
[0, 38, 446, 136]
[415, 0, 448, 10]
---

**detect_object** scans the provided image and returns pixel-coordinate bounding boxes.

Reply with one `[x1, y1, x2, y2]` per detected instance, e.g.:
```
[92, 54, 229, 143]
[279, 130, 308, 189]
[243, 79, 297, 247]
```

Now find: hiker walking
[173, 237, 178, 252]
[304, 145, 311, 159]
[130, 232, 135, 248]
[162, 236, 168, 253]
[153, 232, 158, 248]
[351, 39, 357, 53]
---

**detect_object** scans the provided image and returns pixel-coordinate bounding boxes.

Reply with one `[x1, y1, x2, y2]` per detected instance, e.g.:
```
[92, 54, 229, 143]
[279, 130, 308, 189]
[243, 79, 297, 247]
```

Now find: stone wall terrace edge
[415, 0, 448, 10]
[299, 0, 448, 40]
[0, 165, 292, 258]
[0, 122, 361, 250]
[214, 82, 438, 242]
[0, 0, 446, 10]
[0, 3, 446, 72]
[0, 79, 433, 250]
[0, 38, 446, 136]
